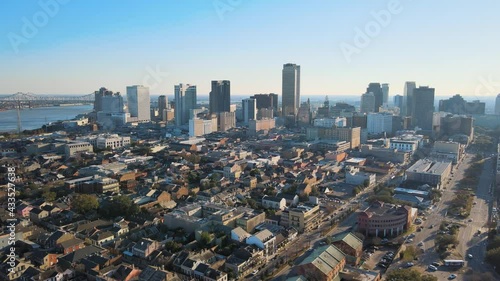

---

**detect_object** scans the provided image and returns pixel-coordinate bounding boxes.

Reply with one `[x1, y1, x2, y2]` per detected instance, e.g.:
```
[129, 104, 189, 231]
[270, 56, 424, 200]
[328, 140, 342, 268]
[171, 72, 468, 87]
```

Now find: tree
[386, 269, 437, 281]
[42, 191, 56, 202]
[363, 179, 370, 188]
[247, 198, 258, 209]
[199, 231, 212, 248]
[99, 195, 139, 218]
[72, 194, 99, 214]
[352, 187, 361, 196]
[485, 247, 500, 267]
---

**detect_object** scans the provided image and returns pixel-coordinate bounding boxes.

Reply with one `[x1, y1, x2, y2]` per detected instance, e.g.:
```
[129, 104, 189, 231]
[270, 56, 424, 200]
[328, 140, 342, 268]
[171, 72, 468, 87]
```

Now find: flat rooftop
[407, 159, 451, 175]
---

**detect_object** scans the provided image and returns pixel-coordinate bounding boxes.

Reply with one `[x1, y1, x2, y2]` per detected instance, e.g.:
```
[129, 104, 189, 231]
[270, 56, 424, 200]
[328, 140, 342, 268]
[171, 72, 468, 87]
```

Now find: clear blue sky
[1, 0, 499, 98]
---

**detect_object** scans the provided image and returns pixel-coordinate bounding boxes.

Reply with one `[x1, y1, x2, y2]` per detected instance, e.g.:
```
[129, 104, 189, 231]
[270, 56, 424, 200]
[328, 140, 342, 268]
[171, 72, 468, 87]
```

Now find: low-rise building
[246, 229, 276, 258]
[357, 201, 417, 237]
[405, 159, 452, 186]
[261, 196, 286, 210]
[281, 204, 320, 233]
[345, 167, 376, 187]
[331, 232, 363, 266]
[64, 142, 93, 159]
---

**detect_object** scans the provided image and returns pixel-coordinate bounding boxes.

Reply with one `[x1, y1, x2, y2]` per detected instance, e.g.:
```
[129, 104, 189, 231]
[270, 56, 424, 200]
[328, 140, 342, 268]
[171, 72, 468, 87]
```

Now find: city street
[390, 153, 498, 280]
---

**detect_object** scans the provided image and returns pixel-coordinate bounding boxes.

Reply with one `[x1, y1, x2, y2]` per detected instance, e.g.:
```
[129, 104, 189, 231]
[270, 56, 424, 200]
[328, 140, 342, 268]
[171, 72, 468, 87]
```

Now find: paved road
[260, 171, 398, 281]
[391, 153, 499, 280]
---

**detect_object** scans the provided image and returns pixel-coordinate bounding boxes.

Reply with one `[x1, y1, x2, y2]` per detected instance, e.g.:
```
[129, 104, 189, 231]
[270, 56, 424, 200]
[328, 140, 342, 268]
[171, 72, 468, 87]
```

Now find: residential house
[261, 196, 286, 210]
[246, 229, 276, 258]
[132, 238, 160, 259]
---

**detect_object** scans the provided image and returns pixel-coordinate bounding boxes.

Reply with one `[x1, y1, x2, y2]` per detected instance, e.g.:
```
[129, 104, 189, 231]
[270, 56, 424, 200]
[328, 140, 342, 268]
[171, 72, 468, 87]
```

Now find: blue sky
[1, 0, 499, 98]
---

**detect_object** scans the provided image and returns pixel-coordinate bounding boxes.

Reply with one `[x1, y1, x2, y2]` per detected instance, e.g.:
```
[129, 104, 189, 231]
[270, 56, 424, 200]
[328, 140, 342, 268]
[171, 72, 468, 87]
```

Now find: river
[0, 105, 93, 132]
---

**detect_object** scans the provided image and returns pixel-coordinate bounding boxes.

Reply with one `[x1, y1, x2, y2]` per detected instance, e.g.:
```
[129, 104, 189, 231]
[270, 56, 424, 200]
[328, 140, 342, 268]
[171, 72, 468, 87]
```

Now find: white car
[467, 254, 473, 259]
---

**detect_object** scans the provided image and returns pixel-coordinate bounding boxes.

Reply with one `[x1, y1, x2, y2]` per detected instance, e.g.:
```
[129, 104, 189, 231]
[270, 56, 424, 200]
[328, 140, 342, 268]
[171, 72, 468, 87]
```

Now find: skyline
[1, 1, 500, 98]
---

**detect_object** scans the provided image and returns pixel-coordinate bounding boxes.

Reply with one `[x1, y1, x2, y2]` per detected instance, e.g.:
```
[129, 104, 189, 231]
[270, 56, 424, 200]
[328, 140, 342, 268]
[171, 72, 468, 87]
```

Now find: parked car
[428, 265, 438, 271]
[449, 274, 457, 280]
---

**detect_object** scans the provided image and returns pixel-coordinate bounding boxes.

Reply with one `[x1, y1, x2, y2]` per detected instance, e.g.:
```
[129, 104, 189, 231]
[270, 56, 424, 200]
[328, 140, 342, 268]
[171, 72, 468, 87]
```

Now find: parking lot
[362, 245, 398, 272]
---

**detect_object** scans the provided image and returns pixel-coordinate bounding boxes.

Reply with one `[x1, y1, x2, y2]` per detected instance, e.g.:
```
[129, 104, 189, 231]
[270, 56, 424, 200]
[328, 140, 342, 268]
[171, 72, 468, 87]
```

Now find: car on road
[428, 265, 438, 271]
[418, 241, 424, 247]
[449, 274, 457, 279]
[403, 262, 414, 268]
[467, 254, 473, 259]
[406, 238, 413, 243]
[468, 219, 473, 222]
[431, 261, 440, 267]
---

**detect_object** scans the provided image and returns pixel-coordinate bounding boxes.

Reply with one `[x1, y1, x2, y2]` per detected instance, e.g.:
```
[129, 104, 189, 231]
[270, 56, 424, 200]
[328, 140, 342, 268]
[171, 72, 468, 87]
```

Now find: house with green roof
[331, 232, 363, 266]
[294, 245, 346, 281]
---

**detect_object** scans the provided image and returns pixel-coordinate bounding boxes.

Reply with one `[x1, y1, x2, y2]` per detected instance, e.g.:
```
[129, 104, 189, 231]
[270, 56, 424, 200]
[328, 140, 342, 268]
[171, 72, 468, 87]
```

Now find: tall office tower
[282, 63, 301, 117]
[175, 83, 197, 126]
[381, 83, 389, 105]
[252, 93, 278, 112]
[209, 80, 231, 114]
[158, 95, 168, 120]
[242, 98, 257, 124]
[101, 93, 124, 113]
[126, 85, 150, 122]
[393, 95, 403, 111]
[403, 81, 416, 116]
[412, 86, 435, 130]
[361, 92, 376, 113]
[439, 94, 485, 115]
[366, 83, 383, 112]
[94, 87, 115, 112]
[496, 94, 500, 115]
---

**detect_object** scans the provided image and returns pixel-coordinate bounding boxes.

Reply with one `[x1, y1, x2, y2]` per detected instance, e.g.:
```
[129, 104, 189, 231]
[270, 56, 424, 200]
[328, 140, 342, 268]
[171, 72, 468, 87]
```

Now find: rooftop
[407, 159, 451, 175]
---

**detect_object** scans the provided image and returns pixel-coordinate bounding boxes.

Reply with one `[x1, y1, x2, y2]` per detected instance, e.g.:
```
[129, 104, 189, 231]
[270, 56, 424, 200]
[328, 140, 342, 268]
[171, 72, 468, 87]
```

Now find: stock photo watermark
[7, 0, 71, 54]
[213, 0, 244, 21]
[340, 0, 405, 63]
[141, 65, 169, 91]
[474, 75, 500, 98]
[4, 165, 18, 274]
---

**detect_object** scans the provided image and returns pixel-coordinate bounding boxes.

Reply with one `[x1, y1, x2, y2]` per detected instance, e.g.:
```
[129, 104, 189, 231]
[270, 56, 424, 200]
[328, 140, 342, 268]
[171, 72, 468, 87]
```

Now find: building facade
[175, 83, 197, 126]
[210, 80, 230, 114]
[126, 85, 150, 122]
[282, 63, 301, 117]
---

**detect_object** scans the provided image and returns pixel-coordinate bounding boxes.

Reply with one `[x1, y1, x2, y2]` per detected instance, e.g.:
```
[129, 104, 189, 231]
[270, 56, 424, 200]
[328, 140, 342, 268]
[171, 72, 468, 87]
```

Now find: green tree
[199, 231, 212, 248]
[99, 195, 139, 218]
[42, 191, 56, 202]
[386, 269, 437, 281]
[485, 247, 500, 273]
[486, 236, 500, 251]
[72, 194, 99, 214]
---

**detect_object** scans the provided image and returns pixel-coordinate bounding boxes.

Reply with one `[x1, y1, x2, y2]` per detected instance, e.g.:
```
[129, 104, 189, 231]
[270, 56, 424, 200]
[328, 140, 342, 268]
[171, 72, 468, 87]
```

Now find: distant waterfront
[0, 105, 93, 132]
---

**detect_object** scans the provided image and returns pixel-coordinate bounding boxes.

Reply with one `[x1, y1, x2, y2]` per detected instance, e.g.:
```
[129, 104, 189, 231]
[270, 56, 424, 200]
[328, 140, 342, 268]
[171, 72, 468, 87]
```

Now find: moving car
[467, 254, 473, 259]
[449, 274, 457, 279]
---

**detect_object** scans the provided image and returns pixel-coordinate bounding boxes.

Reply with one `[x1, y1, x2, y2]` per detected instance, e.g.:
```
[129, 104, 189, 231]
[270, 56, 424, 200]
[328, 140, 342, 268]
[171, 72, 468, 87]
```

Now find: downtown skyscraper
[174, 83, 197, 126]
[366, 83, 383, 112]
[403, 81, 416, 117]
[282, 63, 300, 117]
[209, 80, 231, 114]
[412, 86, 435, 130]
[126, 85, 150, 122]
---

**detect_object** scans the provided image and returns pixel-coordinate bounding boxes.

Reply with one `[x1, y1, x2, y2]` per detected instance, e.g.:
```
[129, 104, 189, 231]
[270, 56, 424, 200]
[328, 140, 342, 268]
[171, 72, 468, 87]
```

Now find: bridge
[0, 92, 95, 110]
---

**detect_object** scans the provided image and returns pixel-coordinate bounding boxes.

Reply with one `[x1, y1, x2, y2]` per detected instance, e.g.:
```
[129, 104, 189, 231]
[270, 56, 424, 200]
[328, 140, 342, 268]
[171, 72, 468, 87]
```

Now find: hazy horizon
[2, 1, 500, 98]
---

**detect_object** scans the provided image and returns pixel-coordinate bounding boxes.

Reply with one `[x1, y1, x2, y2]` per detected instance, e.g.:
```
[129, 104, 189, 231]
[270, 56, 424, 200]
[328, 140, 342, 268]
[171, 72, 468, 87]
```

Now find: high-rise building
[361, 92, 375, 113]
[438, 94, 485, 115]
[242, 98, 257, 124]
[218, 112, 236, 131]
[209, 80, 230, 114]
[412, 86, 435, 130]
[282, 63, 301, 117]
[403, 81, 416, 117]
[382, 83, 389, 105]
[332, 102, 356, 116]
[126, 85, 150, 122]
[252, 93, 278, 112]
[175, 83, 197, 126]
[367, 113, 394, 134]
[366, 83, 383, 112]
[158, 95, 168, 121]
[496, 94, 500, 115]
[393, 95, 403, 111]
[94, 87, 114, 112]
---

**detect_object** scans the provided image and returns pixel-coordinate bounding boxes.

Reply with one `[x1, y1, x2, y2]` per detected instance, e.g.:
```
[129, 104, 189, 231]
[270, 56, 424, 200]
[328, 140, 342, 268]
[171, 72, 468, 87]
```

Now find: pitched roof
[331, 232, 363, 251]
[299, 245, 345, 275]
